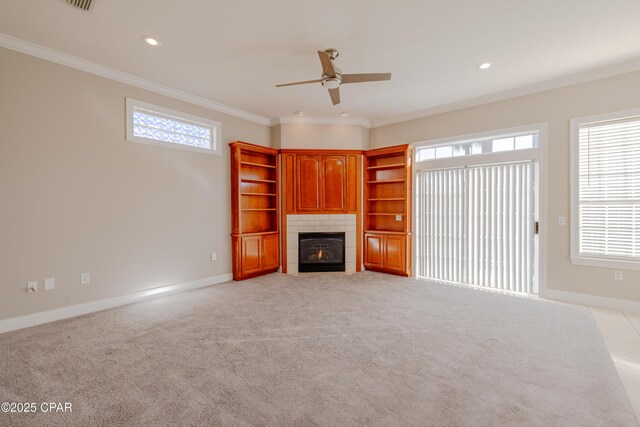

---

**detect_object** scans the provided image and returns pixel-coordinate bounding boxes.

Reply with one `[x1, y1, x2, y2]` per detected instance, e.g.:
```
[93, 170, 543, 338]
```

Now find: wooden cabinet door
[241, 235, 262, 276]
[346, 154, 359, 213]
[364, 233, 384, 269]
[261, 233, 279, 270]
[321, 155, 347, 212]
[384, 235, 406, 273]
[296, 156, 321, 212]
[282, 153, 296, 214]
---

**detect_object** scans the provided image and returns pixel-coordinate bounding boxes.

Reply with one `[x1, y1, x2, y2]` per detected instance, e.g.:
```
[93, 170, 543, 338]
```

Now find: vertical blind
[578, 118, 640, 260]
[416, 162, 537, 295]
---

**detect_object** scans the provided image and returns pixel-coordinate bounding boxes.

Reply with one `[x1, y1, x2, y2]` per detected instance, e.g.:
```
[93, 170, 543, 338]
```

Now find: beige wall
[2, 43, 638, 322]
[370, 70, 640, 302]
[0, 47, 270, 321]
[271, 124, 282, 149]
[275, 123, 369, 150]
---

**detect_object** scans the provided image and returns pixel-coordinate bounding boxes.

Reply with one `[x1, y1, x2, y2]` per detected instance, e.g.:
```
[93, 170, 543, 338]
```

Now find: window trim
[570, 108, 640, 271]
[125, 98, 222, 155]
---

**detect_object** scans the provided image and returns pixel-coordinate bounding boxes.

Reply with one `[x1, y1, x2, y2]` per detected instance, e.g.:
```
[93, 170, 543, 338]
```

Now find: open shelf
[364, 145, 410, 233]
[234, 231, 279, 236]
[241, 208, 277, 211]
[241, 178, 277, 183]
[366, 179, 405, 184]
[241, 161, 276, 169]
[241, 193, 277, 196]
[366, 163, 405, 170]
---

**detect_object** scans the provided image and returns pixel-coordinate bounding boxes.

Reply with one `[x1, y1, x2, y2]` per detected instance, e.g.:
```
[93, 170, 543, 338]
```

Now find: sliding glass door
[415, 161, 538, 295]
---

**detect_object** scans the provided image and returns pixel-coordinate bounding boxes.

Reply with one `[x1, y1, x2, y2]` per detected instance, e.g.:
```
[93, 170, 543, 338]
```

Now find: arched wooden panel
[296, 156, 321, 211]
[321, 155, 347, 211]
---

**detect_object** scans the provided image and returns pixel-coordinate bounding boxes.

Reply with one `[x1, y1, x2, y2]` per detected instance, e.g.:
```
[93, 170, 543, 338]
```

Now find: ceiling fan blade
[318, 50, 337, 77]
[328, 88, 340, 105]
[341, 73, 392, 84]
[275, 79, 322, 87]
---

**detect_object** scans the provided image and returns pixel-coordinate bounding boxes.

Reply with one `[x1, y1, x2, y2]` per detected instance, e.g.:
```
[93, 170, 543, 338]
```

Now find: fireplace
[298, 232, 346, 272]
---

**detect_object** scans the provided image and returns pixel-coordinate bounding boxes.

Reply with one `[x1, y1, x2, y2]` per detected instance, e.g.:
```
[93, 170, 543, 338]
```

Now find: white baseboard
[0, 273, 233, 335]
[545, 289, 640, 313]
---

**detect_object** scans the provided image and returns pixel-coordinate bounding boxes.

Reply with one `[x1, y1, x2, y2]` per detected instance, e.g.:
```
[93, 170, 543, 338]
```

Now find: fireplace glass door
[298, 232, 346, 272]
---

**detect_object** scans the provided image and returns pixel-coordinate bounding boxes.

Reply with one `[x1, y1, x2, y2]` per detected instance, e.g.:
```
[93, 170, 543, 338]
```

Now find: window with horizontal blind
[571, 110, 640, 270]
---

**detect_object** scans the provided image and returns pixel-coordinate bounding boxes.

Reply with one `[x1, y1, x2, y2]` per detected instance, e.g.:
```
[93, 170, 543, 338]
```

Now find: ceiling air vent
[64, 0, 95, 12]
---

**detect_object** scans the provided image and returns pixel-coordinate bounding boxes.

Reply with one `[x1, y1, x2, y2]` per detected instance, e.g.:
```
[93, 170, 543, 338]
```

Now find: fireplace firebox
[298, 232, 346, 272]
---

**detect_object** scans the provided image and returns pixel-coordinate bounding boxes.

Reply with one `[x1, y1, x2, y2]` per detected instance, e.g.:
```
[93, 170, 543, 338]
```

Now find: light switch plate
[44, 277, 55, 290]
[28, 281, 38, 293]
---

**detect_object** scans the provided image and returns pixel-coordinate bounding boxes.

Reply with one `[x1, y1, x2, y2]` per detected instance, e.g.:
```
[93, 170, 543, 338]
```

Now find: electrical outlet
[614, 270, 623, 281]
[81, 273, 91, 285]
[28, 281, 38, 293]
[211, 252, 217, 262]
[395, 214, 403, 221]
[44, 277, 55, 291]
[558, 216, 566, 226]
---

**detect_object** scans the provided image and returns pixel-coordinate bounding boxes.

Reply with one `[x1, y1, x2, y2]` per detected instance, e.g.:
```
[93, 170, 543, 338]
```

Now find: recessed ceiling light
[340, 112, 349, 117]
[479, 62, 492, 70]
[294, 111, 304, 117]
[142, 36, 160, 46]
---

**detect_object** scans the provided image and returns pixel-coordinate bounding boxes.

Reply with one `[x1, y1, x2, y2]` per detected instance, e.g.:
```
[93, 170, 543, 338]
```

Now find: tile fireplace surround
[286, 214, 357, 275]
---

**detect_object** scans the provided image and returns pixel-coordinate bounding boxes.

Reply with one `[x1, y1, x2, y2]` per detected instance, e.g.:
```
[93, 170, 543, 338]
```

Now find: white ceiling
[2, 0, 640, 125]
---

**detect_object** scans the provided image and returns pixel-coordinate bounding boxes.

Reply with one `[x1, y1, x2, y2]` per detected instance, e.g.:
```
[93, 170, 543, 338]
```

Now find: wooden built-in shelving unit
[363, 144, 413, 276]
[230, 143, 410, 279]
[230, 141, 280, 280]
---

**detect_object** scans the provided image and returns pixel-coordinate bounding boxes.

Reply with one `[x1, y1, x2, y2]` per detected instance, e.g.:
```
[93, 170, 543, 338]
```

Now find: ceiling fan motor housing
[324, 48, 339, 60]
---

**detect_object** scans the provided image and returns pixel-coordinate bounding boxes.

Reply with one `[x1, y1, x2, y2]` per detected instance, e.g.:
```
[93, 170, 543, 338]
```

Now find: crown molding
[371, 57, 640, 128]
[6, 33, 640, 131]
[274, 116, 371, 128]
[0, 33, 272, 126]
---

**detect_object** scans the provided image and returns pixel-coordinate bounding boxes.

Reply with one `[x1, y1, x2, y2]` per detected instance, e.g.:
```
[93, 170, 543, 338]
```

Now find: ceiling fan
[275, 48, 391, 106]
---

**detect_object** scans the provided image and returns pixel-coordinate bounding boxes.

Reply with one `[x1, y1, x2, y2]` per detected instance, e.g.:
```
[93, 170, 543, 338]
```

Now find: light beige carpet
[0, 271, 637, 426]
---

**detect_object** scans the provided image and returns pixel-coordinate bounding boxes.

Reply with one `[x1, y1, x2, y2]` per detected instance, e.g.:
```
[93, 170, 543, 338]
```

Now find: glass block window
[126, 98, 221, 155]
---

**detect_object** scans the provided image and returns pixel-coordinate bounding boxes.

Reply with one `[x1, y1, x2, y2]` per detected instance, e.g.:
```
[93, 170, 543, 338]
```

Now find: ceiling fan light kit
[321, 76, 341, 90]
[276, 48, 391, 105]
